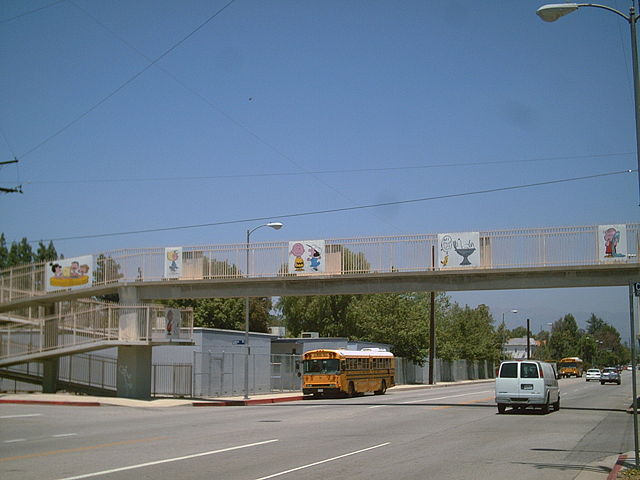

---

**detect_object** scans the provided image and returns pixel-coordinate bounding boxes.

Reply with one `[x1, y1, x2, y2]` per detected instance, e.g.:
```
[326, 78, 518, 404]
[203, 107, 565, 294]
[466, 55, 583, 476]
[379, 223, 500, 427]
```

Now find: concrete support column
[116, 345, 152, 399]
[116, 286, 152, 399]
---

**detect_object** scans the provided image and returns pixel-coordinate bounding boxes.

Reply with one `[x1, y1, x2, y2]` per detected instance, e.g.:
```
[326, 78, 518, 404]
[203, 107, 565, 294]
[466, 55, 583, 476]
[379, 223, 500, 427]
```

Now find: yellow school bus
[302, 348, 395, 397]
[558, 357, 584, 378]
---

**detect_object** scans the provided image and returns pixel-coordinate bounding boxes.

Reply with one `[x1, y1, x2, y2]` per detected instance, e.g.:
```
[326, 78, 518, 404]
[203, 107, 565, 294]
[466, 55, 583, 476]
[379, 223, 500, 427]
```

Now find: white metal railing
[0, 302, 193, 361]
[0, 223, 638, 304]
[0, 353, 193, 397]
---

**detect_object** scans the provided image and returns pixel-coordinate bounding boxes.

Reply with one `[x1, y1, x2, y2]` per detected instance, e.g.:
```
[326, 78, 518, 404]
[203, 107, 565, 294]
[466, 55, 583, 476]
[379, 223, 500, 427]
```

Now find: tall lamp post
[244, 222, 283, 400]
[536, 2, 640, 206]
[502, 309, 518, 323]
[537, 3, 640, 463]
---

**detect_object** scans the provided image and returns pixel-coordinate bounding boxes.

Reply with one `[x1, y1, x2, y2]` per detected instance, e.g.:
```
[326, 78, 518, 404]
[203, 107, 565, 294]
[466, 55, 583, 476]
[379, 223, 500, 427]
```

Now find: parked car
[495, 360, 560, 414]
[585, 369, 601, 382]
[601, 367, 621, 385]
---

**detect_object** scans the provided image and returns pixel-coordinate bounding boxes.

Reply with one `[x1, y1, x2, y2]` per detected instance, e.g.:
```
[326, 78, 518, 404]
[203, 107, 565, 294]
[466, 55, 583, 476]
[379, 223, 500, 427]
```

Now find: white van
[495, 360, 560, 414]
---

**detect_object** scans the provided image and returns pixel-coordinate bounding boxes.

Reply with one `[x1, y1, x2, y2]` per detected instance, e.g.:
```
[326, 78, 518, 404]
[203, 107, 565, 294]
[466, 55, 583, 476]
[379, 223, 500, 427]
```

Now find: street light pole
[536, 2, 640, 206]
[244, 222, 283, 400]
[537, 2, 640, 464]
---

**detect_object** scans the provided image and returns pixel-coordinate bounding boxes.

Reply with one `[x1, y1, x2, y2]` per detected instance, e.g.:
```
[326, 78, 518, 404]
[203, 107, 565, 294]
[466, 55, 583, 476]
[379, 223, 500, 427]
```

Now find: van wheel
[553, 397, 560, 411]
[374, 380, 387, 395]
[541, 396, 550, 414]
[497, 404, 506, 414]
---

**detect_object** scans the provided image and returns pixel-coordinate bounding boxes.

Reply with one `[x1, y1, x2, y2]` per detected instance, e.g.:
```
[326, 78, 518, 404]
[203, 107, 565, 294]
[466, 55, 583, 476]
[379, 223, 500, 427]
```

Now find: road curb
[0, 399, 102, 406]
[606, 454, 628, 480]
[193, 395, 305, 407]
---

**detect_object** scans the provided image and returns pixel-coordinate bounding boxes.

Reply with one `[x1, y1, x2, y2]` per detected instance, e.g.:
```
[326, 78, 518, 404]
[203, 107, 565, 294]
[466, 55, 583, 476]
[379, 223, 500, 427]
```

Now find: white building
[503, 337, 540, 359]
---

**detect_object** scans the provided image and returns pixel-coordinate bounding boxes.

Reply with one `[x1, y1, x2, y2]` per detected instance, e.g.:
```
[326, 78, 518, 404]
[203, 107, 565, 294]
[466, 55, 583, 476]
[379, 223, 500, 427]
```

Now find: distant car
[601, 367, 621, 385]
[585, 369, 601, 382]
[628, 365, 633, 371]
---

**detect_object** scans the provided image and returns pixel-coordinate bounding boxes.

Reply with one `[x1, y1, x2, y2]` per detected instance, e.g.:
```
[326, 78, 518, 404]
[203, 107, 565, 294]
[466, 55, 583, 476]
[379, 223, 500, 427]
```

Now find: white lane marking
[55, 439, 279, 480]
[4, 439, 26, 443]
[369, 390, 493, 408]
[52, 433, 78, 438]
[0, 414, 43, 419]
[254, 442, 390, 480]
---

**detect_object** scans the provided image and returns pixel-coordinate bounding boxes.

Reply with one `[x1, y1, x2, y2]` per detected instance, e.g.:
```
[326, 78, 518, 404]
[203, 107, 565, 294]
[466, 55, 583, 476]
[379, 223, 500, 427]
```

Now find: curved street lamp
[537, 3, 640, 463]
[244, 222, 283, 400]
[536, 3, 640, 206]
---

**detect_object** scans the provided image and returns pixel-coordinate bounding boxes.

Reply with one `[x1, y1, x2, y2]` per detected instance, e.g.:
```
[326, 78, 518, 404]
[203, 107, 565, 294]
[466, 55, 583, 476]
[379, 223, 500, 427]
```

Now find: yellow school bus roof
[304, 348, 394, 359]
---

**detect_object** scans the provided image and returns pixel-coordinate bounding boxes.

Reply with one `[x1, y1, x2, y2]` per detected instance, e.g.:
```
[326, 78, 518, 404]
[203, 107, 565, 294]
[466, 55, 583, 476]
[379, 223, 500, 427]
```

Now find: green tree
[350, 292, 433, 363]
[0, 234, 61, 269]
[277, 294, 357, 338]
[578, 334, 598, 366]
[593, 323, 629, 367]
[277, 291, 505, 365]
[547, 314, 580, 360]
[437, 303, 502, 362]
[165, 297, 272, 332]
[0, 233, 8, 269]
[8, 237, 34, 266]
[35, 240, 57, 263]
[509, 326, 528, 338]
[586, 314, 607, 335]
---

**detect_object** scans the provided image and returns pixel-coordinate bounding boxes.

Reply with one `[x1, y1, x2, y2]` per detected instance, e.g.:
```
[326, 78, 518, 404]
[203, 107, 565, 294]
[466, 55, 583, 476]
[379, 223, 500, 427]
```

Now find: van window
[499, 363, 518, 378]
[521, 363, 539, 378]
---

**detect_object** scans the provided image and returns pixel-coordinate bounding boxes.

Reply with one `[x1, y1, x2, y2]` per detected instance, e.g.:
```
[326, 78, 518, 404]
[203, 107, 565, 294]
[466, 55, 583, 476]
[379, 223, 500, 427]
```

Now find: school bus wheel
[374, 380, 387, 395]
[348, 382, 356, 397]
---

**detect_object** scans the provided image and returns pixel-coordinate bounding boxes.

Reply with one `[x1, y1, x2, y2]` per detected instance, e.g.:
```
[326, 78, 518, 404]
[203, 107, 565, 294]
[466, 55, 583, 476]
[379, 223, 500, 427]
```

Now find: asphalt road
[0, 373, 636, 480]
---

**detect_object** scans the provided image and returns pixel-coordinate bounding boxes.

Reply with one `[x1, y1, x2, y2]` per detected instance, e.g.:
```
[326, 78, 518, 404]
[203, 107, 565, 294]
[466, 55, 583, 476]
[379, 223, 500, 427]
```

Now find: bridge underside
[2, 263, 638, 313]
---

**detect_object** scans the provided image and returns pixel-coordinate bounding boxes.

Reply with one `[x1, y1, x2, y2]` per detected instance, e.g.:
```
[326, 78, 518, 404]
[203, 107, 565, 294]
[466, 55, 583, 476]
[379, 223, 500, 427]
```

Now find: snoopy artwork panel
[164, 308, 182, 339]
[437, 232, 480, 268]
[598, 225, 627, 262]
[288, 240, 326, 274]
[46, 255, 94, 292]
[164, 247, 183, 279]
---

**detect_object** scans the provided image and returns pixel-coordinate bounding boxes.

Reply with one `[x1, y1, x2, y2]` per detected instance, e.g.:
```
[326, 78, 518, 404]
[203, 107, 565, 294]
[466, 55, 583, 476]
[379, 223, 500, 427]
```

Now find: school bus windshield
[559, 362, 577, 368]
[303, 358, 340, 374]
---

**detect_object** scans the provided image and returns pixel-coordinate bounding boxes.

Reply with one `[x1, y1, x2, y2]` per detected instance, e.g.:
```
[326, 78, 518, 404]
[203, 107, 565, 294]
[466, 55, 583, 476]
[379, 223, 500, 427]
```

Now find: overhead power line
[15, 152, 635, 185]
[32, 168, 636, 244]
[16, 0, 238, 161]
[0, 0, 65, 25]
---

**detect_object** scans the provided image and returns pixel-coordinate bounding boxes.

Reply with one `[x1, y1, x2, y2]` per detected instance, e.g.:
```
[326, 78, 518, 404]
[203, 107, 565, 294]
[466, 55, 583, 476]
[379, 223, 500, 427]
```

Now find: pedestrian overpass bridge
[1, 222, 638, 397]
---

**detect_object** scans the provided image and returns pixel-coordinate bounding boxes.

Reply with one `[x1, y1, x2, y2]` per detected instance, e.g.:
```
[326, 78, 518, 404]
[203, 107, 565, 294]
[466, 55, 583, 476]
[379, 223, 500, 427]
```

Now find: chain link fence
[193, 352, 302, 398]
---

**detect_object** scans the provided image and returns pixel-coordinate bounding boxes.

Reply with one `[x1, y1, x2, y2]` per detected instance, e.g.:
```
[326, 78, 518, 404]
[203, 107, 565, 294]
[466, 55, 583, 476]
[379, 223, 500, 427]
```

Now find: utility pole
[526, 318, 531, 360]
[428, 245, 436, 384]
[0, 158, 22, 194]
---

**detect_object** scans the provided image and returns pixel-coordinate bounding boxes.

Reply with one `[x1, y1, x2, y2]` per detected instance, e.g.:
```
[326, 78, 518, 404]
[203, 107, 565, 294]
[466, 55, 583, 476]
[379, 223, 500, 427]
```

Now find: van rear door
[497, 362, 520, 399]
[520, 362, 543, 399]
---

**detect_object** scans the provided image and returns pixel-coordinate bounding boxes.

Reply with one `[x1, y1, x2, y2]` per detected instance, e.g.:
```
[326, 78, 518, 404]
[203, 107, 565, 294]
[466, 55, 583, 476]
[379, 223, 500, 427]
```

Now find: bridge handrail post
[108, 306, 112, 340]
[39, 319, 43, 353]
[146, 306, 151, 341]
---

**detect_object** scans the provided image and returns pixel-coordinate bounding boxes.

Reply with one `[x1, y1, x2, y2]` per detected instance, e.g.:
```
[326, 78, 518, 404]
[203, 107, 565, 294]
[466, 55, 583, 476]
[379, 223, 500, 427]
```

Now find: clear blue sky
[1, 1, 638, 337]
